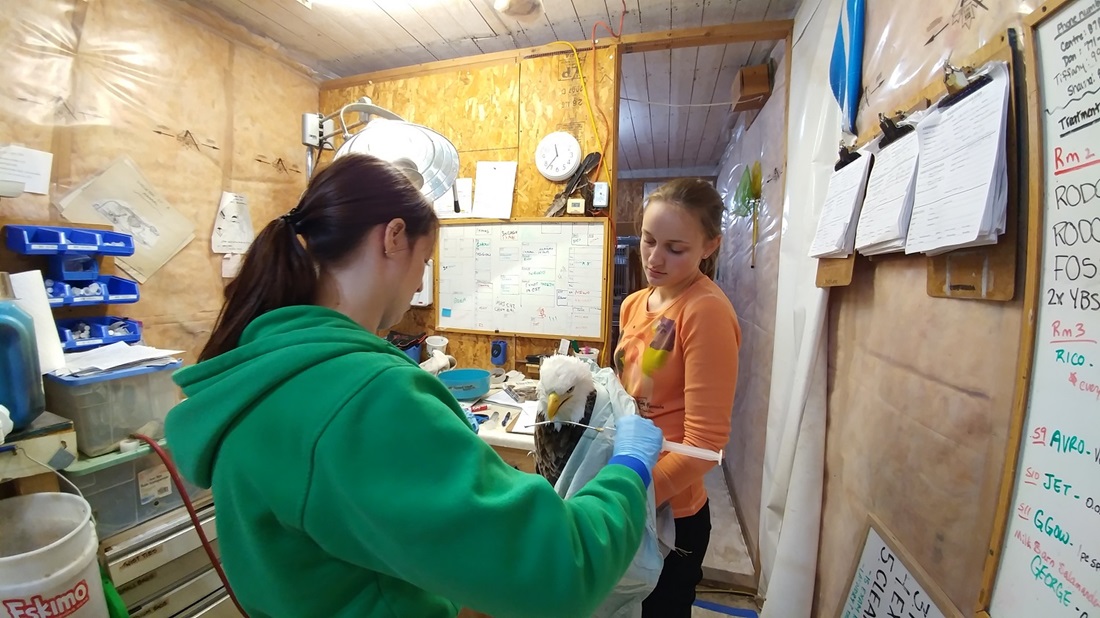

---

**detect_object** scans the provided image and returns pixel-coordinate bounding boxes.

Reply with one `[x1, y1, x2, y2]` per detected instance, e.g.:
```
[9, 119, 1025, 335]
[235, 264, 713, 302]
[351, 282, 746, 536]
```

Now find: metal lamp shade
[334, 118, 459, 204]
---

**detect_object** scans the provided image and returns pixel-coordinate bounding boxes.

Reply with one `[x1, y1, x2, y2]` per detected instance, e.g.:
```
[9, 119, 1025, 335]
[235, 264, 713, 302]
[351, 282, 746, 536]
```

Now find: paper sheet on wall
[904, 61, 1009, 256]
[434, 179, 474, 219]
[8, 270, 65, 374]
[0, 145, 53, 195]
[855, 131, 920, 255]
[211, 191, 254, 254]
[808, 153, 874, 258]
[55, 157, 195, 283]
[472, 162, 517, 219]
[221, 253, 243, 279]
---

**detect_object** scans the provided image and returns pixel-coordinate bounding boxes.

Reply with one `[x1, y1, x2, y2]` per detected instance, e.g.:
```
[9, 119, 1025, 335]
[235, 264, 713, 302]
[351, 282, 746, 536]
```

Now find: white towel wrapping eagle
[533, 355, 674, 618]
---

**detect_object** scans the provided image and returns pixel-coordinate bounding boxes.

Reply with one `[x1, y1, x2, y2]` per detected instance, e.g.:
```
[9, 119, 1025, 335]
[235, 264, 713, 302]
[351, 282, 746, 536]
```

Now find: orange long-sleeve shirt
[613, 274, 741, 518]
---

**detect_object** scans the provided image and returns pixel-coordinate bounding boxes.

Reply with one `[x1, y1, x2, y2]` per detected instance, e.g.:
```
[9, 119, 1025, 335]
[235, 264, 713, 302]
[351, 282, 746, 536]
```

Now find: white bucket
[0, 493, 108, 618]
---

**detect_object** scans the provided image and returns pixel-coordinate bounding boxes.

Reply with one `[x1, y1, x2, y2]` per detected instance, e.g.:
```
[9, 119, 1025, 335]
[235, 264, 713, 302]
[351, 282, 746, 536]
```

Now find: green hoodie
[165, 306, 647, 618]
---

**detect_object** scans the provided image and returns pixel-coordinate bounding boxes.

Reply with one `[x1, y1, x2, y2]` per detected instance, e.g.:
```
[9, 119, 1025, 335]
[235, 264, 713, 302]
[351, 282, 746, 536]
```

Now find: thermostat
[566, 197, 586, 215]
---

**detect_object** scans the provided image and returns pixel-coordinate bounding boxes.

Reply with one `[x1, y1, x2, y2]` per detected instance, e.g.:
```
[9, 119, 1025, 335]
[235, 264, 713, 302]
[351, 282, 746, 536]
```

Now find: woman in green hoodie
[165, 153, 665, 618]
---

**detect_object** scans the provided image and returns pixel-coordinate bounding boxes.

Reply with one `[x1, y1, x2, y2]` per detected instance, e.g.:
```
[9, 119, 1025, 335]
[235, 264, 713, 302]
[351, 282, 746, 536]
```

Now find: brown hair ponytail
[199, 154, 438, 362]
[645, 178, 724, 279]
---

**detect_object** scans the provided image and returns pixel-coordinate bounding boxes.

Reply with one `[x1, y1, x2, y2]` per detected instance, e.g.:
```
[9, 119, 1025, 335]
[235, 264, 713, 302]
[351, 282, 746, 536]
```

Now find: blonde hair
[644, 178, 724, 279]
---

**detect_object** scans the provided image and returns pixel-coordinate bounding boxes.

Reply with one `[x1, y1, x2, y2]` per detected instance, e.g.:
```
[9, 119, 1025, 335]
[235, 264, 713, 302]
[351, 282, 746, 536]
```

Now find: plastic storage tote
[64, 450, 208, 540]
[44, 362, 182, 457]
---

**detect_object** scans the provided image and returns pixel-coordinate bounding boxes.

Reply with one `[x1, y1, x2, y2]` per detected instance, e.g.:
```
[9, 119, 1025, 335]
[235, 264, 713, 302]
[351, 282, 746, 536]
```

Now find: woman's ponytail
[199, 215, 317, 362]
[196, 153, 438, 363]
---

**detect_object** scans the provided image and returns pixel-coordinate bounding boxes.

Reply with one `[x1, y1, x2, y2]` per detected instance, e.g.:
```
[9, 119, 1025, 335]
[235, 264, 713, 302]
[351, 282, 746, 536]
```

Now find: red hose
[130, 434, 248, 618]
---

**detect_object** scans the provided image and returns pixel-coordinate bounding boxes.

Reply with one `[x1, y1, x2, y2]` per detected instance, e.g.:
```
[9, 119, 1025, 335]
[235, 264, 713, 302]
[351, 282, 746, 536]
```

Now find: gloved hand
[609, 414, 664, 488]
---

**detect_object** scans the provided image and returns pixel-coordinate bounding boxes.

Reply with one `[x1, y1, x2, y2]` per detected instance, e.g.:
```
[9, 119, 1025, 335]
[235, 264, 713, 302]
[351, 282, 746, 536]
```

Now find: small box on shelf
[56, 316, 142, 351]
[3, 225, 135, 257]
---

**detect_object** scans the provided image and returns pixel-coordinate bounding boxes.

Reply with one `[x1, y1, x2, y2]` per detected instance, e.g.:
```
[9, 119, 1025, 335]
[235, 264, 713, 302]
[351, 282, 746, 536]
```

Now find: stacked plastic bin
[3, 224, 142, 350]
[2, 224, 202, 538]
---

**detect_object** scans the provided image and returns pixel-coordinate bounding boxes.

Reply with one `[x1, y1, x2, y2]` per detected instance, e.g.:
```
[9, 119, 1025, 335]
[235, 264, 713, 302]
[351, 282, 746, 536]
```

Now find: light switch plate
[593, 181, 609, 207]
[566, 197, 586, 214]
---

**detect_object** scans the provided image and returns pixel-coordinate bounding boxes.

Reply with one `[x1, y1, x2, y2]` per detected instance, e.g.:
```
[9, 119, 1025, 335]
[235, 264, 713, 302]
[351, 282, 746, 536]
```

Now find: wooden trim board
[975, 1, 1065, 613]
[619, 20, 793, 54]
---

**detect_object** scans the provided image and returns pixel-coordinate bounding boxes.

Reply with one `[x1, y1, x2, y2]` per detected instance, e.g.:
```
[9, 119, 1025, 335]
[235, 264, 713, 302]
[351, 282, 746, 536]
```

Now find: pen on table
[470, 404, 489, 413]
[502, 412, 512, 427]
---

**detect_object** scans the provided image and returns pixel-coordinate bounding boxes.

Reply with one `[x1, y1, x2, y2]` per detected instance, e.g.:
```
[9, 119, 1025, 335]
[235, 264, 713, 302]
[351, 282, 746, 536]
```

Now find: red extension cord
[130, 434, 248, 618]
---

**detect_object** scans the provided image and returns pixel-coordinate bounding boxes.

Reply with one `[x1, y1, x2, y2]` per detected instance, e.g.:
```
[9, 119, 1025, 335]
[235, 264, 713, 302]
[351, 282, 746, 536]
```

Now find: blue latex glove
[462, 408, 480, 434]
[608, 414, 663, 488]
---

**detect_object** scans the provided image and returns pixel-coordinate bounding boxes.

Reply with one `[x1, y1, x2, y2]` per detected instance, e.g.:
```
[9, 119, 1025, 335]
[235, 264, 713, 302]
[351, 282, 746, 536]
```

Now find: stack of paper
[808, 153, 874, 258]
[904, 62, 1010, 255]
[56, 342, 183, 378]
[855, 131, 921, 255]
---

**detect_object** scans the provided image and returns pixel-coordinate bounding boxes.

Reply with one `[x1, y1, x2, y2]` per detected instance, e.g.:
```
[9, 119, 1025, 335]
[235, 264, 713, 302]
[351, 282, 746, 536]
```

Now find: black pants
[642, 500, 712, 618]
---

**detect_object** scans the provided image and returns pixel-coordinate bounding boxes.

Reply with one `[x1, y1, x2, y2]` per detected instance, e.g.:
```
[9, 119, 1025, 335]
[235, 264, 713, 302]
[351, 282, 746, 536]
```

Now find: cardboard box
[731, 64, 771, 112]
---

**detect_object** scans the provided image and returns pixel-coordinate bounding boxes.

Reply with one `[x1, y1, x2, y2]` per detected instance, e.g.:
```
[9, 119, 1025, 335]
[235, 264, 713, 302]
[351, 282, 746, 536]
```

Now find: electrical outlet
[566, 197, 586, 214]
[593, 181, 609, 207]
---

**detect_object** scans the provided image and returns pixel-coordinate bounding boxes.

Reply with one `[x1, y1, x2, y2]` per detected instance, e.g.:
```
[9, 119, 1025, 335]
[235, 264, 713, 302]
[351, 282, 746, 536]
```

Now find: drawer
[129, 567, 222, 618]
[104, 504, 218, 587]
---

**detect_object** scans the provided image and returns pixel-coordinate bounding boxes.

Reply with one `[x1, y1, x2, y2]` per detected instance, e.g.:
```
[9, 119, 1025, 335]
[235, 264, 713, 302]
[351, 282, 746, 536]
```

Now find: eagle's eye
[566, 386, 575, 394]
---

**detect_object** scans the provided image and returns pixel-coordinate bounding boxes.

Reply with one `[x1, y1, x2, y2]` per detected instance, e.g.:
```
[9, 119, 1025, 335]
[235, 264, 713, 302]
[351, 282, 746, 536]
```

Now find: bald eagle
[534, 355, 598, 487]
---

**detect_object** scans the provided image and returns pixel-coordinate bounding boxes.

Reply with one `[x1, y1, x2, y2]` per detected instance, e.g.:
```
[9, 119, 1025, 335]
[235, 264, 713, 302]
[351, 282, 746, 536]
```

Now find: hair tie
[280, 206, 303, 227]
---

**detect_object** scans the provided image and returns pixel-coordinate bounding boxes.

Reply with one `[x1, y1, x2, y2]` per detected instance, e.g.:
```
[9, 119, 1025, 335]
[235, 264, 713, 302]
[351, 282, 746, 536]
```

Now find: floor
[690, 467, 758, 616]
[694, 591, 760, 617]
[701, 467, 756, 590]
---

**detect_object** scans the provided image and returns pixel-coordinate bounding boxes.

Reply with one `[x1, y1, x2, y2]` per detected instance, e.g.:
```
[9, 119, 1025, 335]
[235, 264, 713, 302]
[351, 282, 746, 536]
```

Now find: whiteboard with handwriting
[989, 1, 1100, 616]
[839, 518, 957, 618]
[435, 220, 606, 339]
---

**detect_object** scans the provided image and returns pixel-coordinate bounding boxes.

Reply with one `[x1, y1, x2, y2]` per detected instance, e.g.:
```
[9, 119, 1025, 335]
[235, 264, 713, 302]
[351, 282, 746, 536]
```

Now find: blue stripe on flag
[829, 0, 866, 133]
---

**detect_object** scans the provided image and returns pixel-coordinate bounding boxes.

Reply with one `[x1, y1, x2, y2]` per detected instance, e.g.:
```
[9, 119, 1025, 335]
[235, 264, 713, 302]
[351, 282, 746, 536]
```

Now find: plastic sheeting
[712, 42, 790, 572]
[553, 361, 674, 618]
[0, 0, 317, 362]
[857, 0, 1033, 137]
[754, 0, 838, 614]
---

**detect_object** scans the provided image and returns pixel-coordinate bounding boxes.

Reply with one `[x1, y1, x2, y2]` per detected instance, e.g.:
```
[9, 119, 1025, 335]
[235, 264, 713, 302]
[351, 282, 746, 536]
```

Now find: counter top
[473, 402, 535, 452]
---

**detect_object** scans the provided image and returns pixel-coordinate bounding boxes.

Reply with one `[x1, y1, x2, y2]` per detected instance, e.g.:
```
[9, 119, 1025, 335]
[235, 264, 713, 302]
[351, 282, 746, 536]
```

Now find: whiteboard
[838, 515, 960, 618]
[989, 1, 1100, 616]
[435, 220, 607, 339]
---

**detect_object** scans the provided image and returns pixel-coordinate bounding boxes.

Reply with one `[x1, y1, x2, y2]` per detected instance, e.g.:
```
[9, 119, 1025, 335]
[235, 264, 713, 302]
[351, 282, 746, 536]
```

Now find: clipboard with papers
[853, 115, 919, 256]
[903, 63, 1010, 256]
[812, 32, 1020, 299]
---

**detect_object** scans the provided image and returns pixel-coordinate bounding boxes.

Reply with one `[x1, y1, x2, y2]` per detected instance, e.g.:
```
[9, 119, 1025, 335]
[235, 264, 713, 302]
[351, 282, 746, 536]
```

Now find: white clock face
[535, 132, 582, 182]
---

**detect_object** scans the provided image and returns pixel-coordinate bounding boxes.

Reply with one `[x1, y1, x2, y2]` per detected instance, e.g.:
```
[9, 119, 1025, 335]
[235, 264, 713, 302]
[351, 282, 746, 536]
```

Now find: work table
[471, 401, 536, 473]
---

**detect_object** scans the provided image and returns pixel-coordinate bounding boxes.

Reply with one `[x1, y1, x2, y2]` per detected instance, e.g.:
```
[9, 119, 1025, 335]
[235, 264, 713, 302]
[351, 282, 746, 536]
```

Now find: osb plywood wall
[0, 0, 317, 364]
[319, 49, 617, 370]
[713, 43, 788, 570]
[814, 4, 1029, 614]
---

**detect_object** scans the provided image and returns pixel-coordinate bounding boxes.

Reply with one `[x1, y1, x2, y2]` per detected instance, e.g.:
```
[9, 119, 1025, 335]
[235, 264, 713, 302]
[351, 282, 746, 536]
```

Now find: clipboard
[815, 145, 866, 288]
[925, 32, 1021, 301]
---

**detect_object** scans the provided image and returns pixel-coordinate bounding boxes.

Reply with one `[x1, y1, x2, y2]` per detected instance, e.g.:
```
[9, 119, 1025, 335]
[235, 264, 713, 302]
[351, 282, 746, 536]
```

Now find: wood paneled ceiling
[182, 0, 796, 175]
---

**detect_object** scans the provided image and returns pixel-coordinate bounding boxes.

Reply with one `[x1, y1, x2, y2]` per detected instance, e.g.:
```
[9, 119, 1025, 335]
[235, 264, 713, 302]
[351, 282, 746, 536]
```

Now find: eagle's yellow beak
[546, 392, 562, 420]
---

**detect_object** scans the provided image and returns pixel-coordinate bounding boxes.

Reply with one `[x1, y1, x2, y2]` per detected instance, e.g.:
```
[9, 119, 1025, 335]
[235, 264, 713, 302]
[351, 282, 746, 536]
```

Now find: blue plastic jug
[0, 272, 45, 431]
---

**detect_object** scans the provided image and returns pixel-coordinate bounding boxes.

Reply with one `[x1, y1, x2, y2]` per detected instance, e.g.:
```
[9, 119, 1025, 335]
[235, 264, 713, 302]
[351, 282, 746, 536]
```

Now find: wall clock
[535, 131, 582, 182]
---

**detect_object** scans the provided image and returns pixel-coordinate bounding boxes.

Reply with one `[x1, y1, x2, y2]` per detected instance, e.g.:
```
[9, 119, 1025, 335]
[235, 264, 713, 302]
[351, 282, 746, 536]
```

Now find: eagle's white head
[537, 355, 596, 428]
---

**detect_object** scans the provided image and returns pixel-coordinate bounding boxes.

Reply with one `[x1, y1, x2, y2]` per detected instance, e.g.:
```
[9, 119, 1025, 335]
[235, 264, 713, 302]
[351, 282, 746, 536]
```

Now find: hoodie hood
[166, 305, 412, 487]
